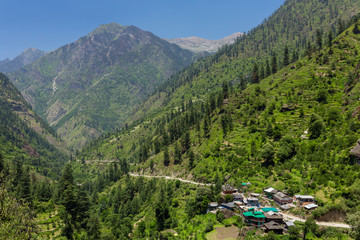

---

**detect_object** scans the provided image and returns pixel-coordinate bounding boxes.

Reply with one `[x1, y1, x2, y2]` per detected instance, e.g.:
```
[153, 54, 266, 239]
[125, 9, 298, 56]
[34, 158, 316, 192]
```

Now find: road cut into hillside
[129, 173, 215, 186]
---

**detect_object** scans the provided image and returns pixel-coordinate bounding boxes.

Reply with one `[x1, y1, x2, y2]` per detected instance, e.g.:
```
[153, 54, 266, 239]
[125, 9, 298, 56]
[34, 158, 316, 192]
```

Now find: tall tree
[222, 81, 229, 99]
[283, 45, 289, 67]
[188, 148, 195, 169]
[265, 59, 271, 77]
[316, 29, 323, 50]
[163, 146, 170, 166]
[174, 142, 181, 165]
[18, 167, 31, 203]
[251, 63, 259, 84]
[271, 54, 277, 74]
[327, 30, 333, 47]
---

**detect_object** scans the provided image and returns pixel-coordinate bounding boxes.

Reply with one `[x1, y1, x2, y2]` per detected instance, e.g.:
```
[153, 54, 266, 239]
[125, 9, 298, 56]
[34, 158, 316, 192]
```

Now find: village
[208, 183, 319, 235]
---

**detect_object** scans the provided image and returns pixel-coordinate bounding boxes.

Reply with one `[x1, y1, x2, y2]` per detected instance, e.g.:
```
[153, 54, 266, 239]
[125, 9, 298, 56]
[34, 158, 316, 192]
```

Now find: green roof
[242, 183, 247, 186]
[248, 207, 255, 211]
[243, 211, 265, 218]
[243, 212, 254, 217]
[262, 207, 278, 212]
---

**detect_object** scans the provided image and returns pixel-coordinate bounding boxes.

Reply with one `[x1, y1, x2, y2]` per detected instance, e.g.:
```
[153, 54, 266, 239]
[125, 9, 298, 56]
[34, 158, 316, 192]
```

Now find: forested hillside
[126, 0, 360, 125]
[9, 23, 195, 150]
[75, 11, 360, 239]
[0, 73, 68, 178]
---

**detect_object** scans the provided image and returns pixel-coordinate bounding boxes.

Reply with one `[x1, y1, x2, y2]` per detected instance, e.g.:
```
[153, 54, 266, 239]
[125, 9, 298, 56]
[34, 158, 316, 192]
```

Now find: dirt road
[282, 213, 350, 229]
[129, 173, 214, 186]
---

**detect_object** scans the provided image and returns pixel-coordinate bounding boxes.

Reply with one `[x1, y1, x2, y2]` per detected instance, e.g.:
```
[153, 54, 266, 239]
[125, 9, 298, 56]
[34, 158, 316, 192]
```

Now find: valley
[2, 0, 360, 239]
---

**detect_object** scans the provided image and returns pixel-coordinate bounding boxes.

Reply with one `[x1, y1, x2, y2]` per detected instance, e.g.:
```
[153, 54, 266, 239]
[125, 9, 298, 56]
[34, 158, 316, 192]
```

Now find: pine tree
[18, 167, 31, 202]
[222, 81, 229, 99]
[306, 42, 313, 57]
[316, 29, 322, 50]
[163, 146, 170, 166]
[87, 212, 101, 240]
[251, 63, 259, 84]
[327, 30, 333, 47]
[74, 187, 90, 229]
[265, 59, 271, 77]
[188, 149, 195, 169]
[181, 131, 191, 152]
[283, 45, 289, 67]
[259, 65, 265, 80]
[203, 117, 210, 138]
[174, 143, 181, 164]
[271, 54, 277, 74]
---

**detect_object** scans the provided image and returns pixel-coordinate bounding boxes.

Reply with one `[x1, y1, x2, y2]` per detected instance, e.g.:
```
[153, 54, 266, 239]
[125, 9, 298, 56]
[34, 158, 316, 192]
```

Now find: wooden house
[243, 211, 266, 227]
[263, 221, 284, 234]
[273, 192, 293, 205]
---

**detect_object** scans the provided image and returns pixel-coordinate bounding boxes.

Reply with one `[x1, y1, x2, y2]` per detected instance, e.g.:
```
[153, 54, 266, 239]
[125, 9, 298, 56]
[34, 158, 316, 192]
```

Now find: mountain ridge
[0, 48, 45, 73]
[9, 23, 195, 149]
[165, 32, 243, 53]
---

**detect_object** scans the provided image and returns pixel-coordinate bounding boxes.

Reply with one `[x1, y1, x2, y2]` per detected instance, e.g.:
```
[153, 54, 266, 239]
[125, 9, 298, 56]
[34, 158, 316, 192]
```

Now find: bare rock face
[46, 100, 67, 125]
[165, 32, 243, 53]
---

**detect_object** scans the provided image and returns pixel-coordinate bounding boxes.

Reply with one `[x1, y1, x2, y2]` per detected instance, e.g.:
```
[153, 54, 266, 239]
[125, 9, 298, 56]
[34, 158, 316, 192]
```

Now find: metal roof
[262, 207, 278, 212]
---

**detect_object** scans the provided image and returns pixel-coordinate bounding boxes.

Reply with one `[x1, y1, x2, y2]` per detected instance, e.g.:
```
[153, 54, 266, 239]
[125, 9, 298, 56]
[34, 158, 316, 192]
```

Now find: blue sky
[1, 0, 285, 60]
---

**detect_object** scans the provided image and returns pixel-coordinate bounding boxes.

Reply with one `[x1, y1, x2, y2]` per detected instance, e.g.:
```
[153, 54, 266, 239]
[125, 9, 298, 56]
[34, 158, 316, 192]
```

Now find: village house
[221, 202, 235, 211]
[264, 211, 284, 224]
[222, 183, 237, 195]
[264, 187, 278, 199]
[294, 195, 315, 203]
[243, 211, 266, 227]
[247, 197, 260, 207]
[263, 221, 284, 234]
[304, 203, 318, 210]
[207, 202, 218, 211]
[273, 192, 293, 205]
[233, 192, 244, 202]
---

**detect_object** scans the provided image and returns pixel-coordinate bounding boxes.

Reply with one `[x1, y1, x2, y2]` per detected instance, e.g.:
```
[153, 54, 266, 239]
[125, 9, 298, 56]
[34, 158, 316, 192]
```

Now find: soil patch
[316, 210, 346, 222]
[215, 226, 239, 240]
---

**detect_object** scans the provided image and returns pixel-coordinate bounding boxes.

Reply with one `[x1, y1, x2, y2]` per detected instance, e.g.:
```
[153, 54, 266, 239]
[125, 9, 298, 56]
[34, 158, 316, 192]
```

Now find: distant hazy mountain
[9, 23, 194, 149]
[0, 48, 45, 73]
[165, 32, 243, 53]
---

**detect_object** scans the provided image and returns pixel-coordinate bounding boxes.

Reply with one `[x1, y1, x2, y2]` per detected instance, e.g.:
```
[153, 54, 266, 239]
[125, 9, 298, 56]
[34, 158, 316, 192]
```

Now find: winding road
[129, 173, 214, 186]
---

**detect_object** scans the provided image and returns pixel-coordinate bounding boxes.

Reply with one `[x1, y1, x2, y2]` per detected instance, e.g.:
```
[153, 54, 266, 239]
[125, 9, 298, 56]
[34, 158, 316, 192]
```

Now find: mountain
[0, 48, 45, 73]
[79, 1, 360, 175]
[165, 32, 243, 53]
[122, 0, 360, 126]
[9, 23, 195, 149]
[0, 73, 68, 178]
[75, 18, 360, 238]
